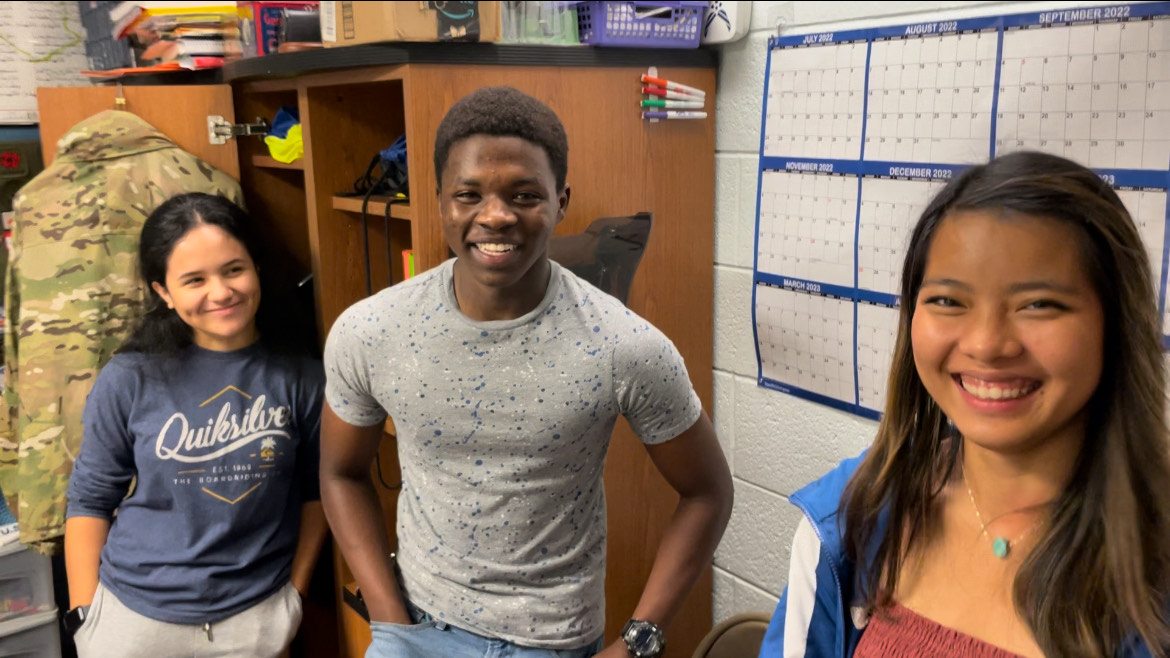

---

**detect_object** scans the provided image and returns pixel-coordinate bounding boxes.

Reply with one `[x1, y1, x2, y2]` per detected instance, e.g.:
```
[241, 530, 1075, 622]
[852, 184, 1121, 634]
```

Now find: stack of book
[110, 1, 244, 69]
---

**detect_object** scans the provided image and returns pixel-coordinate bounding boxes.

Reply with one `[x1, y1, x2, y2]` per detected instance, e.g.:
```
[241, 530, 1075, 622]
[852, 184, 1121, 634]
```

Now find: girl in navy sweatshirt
[64, 193, 326, 658]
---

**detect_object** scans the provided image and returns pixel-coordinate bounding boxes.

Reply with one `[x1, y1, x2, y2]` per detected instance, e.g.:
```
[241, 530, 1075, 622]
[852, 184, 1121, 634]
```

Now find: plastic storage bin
[0, 544, 54, 626]
[501, 2, 581, 45]
[0, 610, 61, 658]
[577, 1, 706, 48]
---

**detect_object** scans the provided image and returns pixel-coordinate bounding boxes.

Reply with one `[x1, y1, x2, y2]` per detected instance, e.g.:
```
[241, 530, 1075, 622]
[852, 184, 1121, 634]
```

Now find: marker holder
[641, 66, 708, 123]
[645, 66, 659, 123]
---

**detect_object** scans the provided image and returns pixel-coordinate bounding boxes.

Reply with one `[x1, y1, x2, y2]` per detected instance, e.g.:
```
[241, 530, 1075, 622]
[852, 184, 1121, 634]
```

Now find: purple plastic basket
[577, 2, 706, 49]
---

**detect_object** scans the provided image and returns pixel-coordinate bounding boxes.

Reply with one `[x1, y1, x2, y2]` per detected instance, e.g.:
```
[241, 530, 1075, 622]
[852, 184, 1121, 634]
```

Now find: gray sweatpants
[73, 581, 302, 658]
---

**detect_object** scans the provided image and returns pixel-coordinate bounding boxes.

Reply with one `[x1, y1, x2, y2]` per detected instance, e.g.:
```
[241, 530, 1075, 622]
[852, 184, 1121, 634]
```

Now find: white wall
[709, 0, 1122, 623]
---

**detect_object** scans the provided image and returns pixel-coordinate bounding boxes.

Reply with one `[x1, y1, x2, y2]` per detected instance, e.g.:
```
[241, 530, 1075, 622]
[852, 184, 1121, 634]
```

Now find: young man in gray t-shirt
[320, 86, 733, 658]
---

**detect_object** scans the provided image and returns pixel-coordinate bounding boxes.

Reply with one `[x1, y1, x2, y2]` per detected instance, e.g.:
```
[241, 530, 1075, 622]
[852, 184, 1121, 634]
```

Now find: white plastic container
[0, 611, 61, 657]
[0, 544, 53, 628]
[700, 1, 751, 44]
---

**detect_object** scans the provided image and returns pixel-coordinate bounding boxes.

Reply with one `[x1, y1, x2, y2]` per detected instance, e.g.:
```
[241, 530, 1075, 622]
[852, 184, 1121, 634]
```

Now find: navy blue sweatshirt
[66, 343, 323, 624]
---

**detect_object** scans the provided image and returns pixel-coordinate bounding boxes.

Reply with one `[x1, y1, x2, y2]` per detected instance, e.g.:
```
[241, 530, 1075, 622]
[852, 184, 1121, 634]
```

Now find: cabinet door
[36, 85, 239, 179]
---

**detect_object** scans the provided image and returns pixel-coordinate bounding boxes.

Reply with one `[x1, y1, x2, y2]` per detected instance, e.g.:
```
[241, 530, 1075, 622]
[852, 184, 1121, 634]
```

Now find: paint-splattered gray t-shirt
[324, 259, 701, 649]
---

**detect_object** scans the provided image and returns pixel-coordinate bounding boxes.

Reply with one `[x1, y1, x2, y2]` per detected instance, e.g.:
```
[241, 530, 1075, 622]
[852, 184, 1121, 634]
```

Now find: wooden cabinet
[38, 44, 717, 657]
[38, 84, 240, 177]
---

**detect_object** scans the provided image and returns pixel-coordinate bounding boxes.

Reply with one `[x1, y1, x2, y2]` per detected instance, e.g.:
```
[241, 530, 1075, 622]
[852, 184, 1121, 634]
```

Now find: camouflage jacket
[1, 110, 242, 552]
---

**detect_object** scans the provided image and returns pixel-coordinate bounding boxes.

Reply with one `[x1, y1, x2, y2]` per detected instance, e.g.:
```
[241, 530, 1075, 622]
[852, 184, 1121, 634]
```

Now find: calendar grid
[753, 2, 1170, 420]
[857, 176, 947, 296]
[865, 28, 999, 164]
[996, 19, 1170, 169]
[857, 302, 900, 412]
[757, 170, 859, 286]
[756, 284, 857, 407]
[1161, 183, 1170, 342]
[765, 41, 870, 160]
[989, 26, 1007, 156]
[852, 173, 865, 406]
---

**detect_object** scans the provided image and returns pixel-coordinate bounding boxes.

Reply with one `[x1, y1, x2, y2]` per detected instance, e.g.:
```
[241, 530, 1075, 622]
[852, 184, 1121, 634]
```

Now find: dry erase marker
[642, 111, 708, 120]
[642, 86, 696, 101]
[641, 99, 705, 109]
[640, 74, 706, 97]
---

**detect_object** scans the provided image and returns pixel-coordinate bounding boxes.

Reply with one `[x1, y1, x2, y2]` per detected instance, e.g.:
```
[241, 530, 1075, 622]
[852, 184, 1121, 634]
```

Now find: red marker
[642, 86, 702, 101]
[640, 74, 706, 98]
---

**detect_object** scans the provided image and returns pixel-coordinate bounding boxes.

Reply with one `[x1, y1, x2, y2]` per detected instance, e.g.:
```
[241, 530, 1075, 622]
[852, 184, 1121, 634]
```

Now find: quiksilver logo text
[156, 395, 291, 463]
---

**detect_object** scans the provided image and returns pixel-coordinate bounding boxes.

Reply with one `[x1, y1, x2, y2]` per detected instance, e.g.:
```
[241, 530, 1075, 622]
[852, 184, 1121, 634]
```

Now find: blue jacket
[758, 454, 1158, 658]
[758, 454, 866, 658]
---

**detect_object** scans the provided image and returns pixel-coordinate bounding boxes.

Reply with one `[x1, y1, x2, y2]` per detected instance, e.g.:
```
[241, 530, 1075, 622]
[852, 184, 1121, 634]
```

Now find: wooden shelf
[222, 43, 716, 83]
[239, 78, 302, 94]
[251, 154, 304, 170]
[331, 195, 413, 221]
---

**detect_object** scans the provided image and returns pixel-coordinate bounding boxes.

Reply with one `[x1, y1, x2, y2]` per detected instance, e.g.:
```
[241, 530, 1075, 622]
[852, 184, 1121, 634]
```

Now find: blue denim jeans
[366, 602, 604, 658]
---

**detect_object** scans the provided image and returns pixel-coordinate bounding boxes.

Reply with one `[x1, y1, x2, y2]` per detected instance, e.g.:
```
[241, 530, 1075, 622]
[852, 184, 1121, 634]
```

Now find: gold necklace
[963, 475, 1047, 559]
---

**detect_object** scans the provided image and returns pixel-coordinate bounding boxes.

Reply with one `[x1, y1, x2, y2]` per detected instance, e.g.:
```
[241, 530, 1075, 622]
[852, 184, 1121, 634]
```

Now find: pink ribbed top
[853, 603, 1025, 658]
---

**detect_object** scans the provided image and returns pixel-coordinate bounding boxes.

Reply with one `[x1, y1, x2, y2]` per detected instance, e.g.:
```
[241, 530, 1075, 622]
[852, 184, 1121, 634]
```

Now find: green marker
[641, 99, 705, 109]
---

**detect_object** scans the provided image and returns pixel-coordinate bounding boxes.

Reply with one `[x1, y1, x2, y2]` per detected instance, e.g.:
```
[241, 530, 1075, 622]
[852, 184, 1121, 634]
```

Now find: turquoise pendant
[992, 537, 1010, 559]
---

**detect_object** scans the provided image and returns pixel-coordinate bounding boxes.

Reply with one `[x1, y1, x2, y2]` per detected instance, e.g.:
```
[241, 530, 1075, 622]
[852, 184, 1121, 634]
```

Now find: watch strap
[63, 605, 90, 635]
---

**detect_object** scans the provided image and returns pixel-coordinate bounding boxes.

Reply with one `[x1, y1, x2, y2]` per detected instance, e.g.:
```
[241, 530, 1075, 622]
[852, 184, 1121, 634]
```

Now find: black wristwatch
[62, 605, 90, 636]
[620, 618, 665, 658]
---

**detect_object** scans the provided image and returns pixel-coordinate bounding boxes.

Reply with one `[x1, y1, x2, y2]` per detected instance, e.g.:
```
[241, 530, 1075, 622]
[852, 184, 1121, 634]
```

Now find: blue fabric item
[268, 106, 300, 140]
[367, 601, 603, 658]
[380, 134, 407, 174]
[65, 343, 324, 625]
[0, 487, 16, 527]
[759, 454, 1162, 657]
[265, 124, 303, 164]
[377, 134, 408, 193]
[759, 454, 866, 658]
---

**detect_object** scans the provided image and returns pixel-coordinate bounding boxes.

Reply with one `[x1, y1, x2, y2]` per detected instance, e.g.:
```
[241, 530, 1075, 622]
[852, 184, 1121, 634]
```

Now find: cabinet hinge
[207, 115, 270, 145]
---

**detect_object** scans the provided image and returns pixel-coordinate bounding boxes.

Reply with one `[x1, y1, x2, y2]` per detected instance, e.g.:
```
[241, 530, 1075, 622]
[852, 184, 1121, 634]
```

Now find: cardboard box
[320, 1, 500, 47]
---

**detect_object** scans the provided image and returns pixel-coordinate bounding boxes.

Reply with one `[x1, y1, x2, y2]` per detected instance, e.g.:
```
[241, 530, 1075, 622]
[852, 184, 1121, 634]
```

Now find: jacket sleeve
[760, 517, 840, 657]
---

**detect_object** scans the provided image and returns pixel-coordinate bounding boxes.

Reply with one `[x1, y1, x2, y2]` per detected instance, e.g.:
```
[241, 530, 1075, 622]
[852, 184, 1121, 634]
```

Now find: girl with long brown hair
[761, 151, 1170, 657]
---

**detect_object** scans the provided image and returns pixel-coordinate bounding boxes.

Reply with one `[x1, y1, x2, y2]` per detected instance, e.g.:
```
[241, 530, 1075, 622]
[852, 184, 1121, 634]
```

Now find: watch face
[624, 620, 664, 656]
[632, 626, 661, 651]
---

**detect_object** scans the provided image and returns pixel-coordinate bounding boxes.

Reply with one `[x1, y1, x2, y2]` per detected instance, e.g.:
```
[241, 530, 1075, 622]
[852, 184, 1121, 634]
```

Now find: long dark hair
[119, 193, 315, 357]
[842, 151, 1170, 656]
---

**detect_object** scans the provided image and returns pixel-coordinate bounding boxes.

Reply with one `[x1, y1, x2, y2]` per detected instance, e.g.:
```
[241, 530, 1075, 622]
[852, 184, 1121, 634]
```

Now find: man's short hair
[434, 86, 569, 191]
